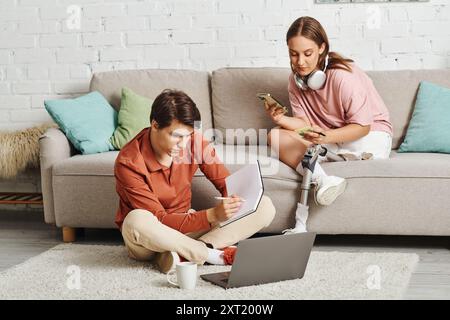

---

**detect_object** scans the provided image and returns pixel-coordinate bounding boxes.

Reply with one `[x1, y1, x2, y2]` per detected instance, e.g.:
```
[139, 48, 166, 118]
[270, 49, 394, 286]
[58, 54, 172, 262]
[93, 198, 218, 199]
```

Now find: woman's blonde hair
[286, 16, 353, 73]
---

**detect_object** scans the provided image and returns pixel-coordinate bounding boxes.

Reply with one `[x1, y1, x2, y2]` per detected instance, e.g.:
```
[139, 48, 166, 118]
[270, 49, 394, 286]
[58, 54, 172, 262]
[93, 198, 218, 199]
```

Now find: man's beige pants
[121, 195, 276, 265]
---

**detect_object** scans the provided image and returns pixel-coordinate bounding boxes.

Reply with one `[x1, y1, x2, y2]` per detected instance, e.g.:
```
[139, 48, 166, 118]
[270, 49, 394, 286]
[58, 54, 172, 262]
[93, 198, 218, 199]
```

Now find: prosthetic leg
[284, 144, 345, 234]
[299, 144, 345, 205]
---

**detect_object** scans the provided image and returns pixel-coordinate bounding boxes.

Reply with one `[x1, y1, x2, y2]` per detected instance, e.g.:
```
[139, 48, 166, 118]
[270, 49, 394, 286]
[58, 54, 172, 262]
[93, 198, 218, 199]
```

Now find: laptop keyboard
[218, 271, 231, 282]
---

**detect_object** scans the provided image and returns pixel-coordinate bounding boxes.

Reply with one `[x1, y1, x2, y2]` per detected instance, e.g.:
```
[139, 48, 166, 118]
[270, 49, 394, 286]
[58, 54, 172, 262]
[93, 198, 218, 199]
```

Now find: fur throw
[0, 123, 58, 179]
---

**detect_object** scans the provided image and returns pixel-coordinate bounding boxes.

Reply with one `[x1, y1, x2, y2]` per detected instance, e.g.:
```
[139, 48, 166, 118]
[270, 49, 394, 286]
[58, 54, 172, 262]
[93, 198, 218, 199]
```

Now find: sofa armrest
[39, 128, 76, 224]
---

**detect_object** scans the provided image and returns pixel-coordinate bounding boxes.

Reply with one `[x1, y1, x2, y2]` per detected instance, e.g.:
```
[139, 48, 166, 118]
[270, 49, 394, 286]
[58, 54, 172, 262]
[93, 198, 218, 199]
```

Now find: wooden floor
[1, 210, 449, 300]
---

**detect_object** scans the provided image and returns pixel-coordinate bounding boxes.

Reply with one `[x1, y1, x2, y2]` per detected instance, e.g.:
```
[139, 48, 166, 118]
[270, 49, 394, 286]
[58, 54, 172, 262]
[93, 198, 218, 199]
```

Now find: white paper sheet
[219, 161, 263, 227]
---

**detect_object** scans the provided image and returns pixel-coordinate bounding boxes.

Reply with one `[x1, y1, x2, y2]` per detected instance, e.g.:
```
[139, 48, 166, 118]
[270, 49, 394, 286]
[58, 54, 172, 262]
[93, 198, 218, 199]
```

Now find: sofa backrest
[366, 69, 450, 149]
[212, 68, 291, 145]
[89, 69, 213, 132]
[212, 68, 450, 149]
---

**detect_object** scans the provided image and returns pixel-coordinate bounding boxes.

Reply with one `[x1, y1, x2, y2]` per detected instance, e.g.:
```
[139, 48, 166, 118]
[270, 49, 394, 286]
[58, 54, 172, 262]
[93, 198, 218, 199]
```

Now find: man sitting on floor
[114, 89, 276, 273]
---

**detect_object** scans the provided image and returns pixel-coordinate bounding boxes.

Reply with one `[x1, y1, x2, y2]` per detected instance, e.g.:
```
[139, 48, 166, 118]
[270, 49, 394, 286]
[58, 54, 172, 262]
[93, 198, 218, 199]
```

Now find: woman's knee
[267, 128, 281, 147]
[270, 126, 294, 142]
[269, 128, 309, 149]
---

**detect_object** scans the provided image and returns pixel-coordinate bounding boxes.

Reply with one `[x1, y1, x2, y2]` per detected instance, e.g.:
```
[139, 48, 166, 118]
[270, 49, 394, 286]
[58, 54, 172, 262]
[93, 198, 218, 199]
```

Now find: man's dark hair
[150, 89, 201, 129]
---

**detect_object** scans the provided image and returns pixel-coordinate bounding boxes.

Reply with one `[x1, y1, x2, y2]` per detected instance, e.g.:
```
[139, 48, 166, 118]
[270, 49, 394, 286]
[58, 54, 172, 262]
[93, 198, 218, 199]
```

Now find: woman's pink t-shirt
[288, 63, 393, 136]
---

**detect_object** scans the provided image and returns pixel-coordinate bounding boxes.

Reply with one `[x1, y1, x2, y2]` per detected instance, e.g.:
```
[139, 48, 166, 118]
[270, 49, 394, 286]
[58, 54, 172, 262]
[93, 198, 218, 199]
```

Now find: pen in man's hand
[214, 196, 246, 202]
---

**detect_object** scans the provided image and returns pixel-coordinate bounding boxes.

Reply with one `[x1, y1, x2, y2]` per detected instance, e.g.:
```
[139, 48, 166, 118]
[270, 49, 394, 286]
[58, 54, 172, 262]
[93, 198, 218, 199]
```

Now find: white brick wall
[1, 1, 449, 212]
[0, 0, 448, 133]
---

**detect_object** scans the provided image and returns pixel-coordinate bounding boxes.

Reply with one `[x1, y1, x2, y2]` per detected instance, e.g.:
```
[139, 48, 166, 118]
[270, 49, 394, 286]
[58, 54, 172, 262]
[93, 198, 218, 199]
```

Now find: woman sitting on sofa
[267, 16, 393, 234]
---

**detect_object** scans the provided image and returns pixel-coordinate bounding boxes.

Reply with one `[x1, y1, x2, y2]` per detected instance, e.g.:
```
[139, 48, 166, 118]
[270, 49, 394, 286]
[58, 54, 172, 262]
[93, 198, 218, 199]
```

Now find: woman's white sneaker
[282, 226, 307, 235]
[314, 176, 347, 206]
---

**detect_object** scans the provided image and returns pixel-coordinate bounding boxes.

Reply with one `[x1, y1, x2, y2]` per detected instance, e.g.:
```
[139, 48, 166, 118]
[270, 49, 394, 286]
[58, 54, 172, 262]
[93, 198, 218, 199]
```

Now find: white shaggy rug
[0, 244, 418, 300]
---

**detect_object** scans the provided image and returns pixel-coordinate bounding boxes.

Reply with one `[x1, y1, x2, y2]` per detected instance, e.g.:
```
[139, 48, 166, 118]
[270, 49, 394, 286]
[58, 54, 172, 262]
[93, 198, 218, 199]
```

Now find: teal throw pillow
[398, 81, 450, 153]
[44, 91, 118, 154]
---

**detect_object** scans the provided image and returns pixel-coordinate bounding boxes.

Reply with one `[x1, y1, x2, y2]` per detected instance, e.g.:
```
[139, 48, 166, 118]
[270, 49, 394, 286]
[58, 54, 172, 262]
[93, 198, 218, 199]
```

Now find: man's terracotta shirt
[114, 128, 229, 234]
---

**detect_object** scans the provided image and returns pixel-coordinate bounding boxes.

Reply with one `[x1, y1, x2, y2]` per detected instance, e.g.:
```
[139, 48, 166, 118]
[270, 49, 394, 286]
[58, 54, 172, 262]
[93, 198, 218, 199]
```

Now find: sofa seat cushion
[322, 150, 450, 179]
[204, 144, 300, 182]
[208, 148, 450, 180]
[53, 151, 119, 176]
[53, 148, 450, 181]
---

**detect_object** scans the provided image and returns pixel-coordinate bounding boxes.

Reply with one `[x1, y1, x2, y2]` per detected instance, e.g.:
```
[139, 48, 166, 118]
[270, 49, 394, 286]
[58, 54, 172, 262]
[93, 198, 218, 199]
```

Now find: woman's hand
[265, 101, 285, 124]
[302, 125, 328, 144]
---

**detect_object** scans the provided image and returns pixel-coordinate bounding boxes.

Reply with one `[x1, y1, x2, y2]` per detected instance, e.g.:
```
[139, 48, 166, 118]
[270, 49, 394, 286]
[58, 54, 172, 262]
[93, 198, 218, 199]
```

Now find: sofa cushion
[89, 69, 214, 135]
[366, 69, 450, 149]
[53, 147, 450, 181]
[212, 68, 291, 145]
[397, 81, 450, 154]
[212, 68, 450, 148]
[53, 151, 118, 176]
[320, 150, 450, 179]
[215, 149, 450, 180]
[51, 146, 300, 180]
[44, 91, 117, 155]
[110, 87, 152, 150]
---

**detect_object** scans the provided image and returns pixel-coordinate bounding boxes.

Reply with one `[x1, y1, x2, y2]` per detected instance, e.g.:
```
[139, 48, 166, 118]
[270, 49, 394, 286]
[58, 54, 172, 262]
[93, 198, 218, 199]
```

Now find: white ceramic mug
[166, 262, 197, 290]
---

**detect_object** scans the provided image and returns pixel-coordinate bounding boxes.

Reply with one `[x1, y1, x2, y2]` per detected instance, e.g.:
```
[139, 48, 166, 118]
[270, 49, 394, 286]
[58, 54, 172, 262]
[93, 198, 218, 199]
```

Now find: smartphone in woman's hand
[257, 93, 288, 115]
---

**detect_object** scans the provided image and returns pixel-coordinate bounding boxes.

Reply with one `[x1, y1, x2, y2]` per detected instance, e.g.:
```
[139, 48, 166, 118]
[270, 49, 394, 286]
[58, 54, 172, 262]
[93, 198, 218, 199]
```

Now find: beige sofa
[39, 68, 450, 242]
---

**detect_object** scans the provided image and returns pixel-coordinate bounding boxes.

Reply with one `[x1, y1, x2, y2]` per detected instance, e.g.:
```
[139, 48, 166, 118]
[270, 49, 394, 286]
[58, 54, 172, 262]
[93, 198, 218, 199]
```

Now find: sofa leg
[62, 227, 76, 242]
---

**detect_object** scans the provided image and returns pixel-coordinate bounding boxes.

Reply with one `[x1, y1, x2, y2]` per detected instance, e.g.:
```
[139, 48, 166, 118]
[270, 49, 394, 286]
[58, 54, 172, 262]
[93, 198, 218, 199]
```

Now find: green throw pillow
[398, 81, 450, 154]
[110, 87, 152, 149]
[44, 91, 117, 155]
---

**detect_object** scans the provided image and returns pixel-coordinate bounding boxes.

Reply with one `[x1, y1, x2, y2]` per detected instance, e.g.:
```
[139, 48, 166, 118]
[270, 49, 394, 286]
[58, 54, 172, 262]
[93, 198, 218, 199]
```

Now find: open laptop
[200, 232, 316, 289]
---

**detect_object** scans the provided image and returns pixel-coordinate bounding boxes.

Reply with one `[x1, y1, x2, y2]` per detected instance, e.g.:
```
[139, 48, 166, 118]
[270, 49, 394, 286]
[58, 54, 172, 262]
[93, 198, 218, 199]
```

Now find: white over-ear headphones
[294, 54, 329, 91]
